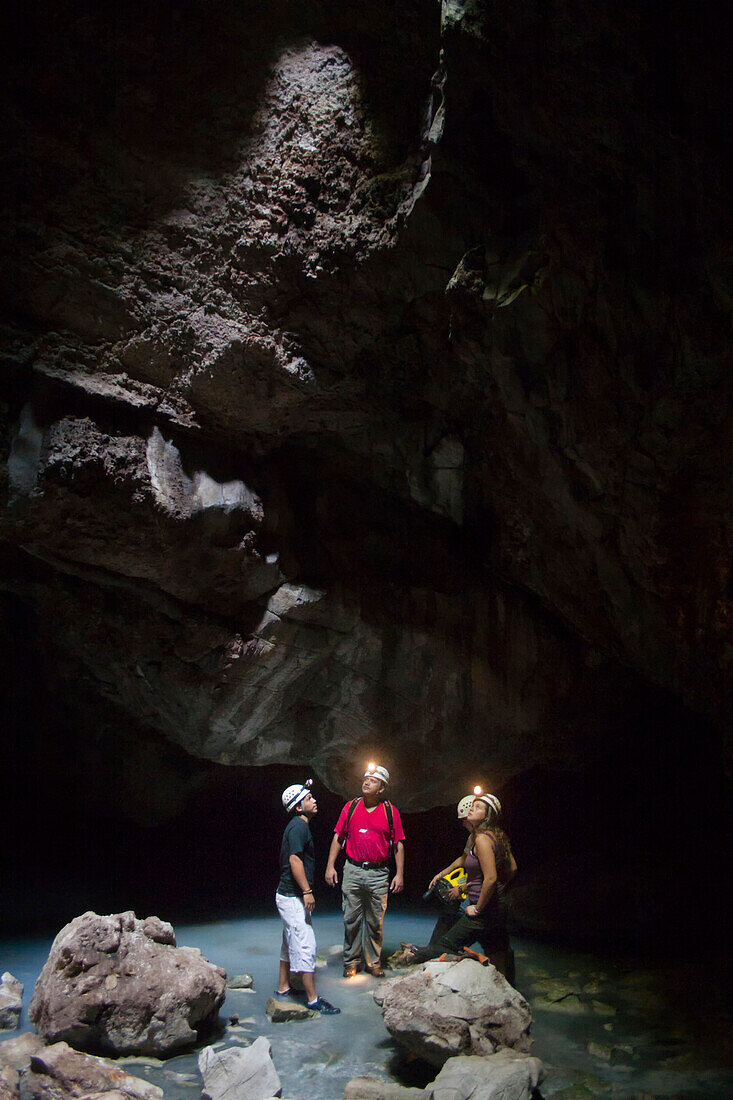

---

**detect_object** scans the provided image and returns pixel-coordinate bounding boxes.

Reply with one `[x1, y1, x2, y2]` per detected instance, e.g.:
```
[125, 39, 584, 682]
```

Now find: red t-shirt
[334, 798, 405, 862]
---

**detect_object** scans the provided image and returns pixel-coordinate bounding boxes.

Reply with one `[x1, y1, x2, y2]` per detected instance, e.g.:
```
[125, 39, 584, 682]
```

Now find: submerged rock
[343, 1078, 421, 1099]
[29, 911, 226, 1056]
[374, 959, 532, 1067]
[265, 996, 316, 1022]
[23, 1041, 162, 1099]
[226, 974, 254, 989]
[198, 1037, 281, 1100]
[0, 975, 22, 1031]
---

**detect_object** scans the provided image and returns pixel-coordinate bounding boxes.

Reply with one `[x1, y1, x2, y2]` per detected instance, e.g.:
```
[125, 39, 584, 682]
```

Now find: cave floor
[2, 913, 731, 1098]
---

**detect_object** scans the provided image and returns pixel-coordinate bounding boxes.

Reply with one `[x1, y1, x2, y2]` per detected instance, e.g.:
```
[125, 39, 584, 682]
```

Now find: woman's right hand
[429, 874, 441, 888]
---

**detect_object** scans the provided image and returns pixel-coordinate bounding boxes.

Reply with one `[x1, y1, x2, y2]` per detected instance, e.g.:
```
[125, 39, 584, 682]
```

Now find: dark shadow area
[0, 0, 439, 226]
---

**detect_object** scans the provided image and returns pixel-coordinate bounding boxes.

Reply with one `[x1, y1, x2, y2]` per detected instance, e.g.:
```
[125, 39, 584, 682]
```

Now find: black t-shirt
[277, 815, 315, 896]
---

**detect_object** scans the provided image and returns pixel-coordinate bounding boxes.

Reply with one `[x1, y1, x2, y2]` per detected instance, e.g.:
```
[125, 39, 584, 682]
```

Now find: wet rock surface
[29, 912, 226, 1056]
[0, 0, 728, 825]
[0, 975, 22, 1031]
[428, 1050, 544, 1100]
[265, 997, 316, 1023]
[374, 958, 532, 1067]
[22, 1041, 163, 1100]
[199, 1036, 281, 1100]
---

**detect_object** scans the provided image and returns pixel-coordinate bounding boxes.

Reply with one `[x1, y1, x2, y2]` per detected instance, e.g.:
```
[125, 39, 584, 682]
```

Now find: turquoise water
[2, 913, 731, 1098]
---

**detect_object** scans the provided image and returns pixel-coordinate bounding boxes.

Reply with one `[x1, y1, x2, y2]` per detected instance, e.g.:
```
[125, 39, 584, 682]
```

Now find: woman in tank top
[400, 793, 517, 970]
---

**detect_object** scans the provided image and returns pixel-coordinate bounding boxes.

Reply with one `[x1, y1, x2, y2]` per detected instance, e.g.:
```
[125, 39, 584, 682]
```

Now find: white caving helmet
[456, 795, 474, 819]
[282, 778, 313, 813]
[364, 762, 390, 786]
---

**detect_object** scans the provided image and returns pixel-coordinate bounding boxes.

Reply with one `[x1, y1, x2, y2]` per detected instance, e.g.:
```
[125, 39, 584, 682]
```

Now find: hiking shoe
[367, 963, 385, 977]
[308, 997, 340, 1015]
[273, 989, 293, 997]
[387, 944, 419, 968]
[343, 965, 359, 978]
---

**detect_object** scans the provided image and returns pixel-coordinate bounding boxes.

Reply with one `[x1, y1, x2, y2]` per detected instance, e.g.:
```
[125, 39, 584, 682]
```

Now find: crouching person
[276, 779, 340, 1014]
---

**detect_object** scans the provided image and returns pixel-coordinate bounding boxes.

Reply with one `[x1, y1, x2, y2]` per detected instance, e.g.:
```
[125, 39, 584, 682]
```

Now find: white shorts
[276, 892, 317, 973]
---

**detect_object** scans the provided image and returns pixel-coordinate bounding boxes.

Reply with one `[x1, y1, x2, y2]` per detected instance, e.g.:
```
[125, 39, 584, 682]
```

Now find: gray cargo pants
[342, 861, 390, 969]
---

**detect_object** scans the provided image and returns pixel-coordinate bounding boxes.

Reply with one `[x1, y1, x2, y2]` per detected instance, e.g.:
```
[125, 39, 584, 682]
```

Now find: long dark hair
[474, 806, 513, 882]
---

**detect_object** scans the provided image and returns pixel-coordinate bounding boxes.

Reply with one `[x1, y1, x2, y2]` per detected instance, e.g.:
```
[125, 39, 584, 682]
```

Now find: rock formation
[374, 958, 532, 1067]
[0, 0, 728, 818]
[344, 1049, 544, 1099]
[29, 911, 226, 1055]
[199, 1037, 282, 1100]
[0, 975, 22, 1031]
[23, 1042, 163, 1100]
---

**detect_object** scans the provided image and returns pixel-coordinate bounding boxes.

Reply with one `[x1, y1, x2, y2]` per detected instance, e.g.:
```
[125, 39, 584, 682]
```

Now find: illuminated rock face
[0, 2, 728, 811]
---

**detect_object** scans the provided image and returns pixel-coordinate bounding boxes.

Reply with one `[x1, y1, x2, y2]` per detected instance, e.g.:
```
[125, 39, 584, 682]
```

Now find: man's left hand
[389, 874, 403, 894]
[464, 903, 480, 917]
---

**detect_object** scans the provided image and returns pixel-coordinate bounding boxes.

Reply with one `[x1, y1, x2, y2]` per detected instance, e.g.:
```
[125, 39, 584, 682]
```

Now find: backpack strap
[340, 798, 362, 849]
[383, 800, 395, 857]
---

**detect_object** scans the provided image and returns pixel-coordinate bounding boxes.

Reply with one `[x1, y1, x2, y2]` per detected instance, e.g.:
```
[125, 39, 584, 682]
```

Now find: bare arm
[325, 834, 343, 886]
[466, 834, 497, 916]
[390, 839, 405, 893]
[289, 853, 315, 913]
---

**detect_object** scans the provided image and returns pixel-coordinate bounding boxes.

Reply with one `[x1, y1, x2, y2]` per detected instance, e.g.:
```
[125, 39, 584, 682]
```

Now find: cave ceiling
[0, 0, 729, 808]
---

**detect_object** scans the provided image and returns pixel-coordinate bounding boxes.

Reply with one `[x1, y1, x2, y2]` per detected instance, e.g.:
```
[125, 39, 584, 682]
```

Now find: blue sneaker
[307, 997, 340, 1015]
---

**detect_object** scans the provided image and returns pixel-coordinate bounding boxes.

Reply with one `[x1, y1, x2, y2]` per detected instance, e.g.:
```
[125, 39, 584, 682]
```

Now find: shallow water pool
[2, 912, 731, 1098]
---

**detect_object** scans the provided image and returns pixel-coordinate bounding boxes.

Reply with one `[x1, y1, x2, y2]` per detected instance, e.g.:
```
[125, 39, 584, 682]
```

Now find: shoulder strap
[383, 800, 395, 856]
[383, 800, 394, 840]
[341, 798, 361, 847]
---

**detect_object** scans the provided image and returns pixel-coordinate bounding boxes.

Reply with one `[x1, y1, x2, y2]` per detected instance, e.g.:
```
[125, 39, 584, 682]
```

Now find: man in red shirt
[325, 764, 405, 977]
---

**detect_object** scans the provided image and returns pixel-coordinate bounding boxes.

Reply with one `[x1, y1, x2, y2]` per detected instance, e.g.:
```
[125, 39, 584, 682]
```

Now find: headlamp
[473, 785, 483, 795]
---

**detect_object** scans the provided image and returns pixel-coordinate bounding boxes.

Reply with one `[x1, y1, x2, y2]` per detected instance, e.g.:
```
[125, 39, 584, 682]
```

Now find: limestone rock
[374, 959, 532, 1067]
[23, 1041, 162, 1099]
[343, 1078, 422, 1099]
[428, 1050, 544, 1100]
[198, 1037, 281, 1100]
[29, 911, 226, 1055]
[0, 1063, 18, 1100]
[0, 0, 728, 840]
[225, 974, 254, 989]
[265, 997, 316, 1022]
[0, 975, 22, 1031]
[0, 1032, 44, 1074]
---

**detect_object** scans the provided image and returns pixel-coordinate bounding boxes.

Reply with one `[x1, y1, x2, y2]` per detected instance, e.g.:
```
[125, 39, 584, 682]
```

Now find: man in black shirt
[276, 780, 339, 1015]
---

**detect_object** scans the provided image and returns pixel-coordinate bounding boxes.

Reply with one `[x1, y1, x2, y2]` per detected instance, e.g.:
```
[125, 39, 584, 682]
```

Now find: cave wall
[1, 0, 729, 817]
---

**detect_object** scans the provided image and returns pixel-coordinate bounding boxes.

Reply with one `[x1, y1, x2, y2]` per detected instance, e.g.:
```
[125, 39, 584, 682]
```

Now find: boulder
[265, 997, 316, 1023]
[0, 1030, 42, 1100]
[23, 1041, 162, 1099]
[198, 1037, 281, 1100]
[374, 959, 532, 1067]
[428, 1050, 544, 1100]
[29, 911, 226, 1056]
[0, 975, 22, 1031]
[343, 1078, 422, 1099]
